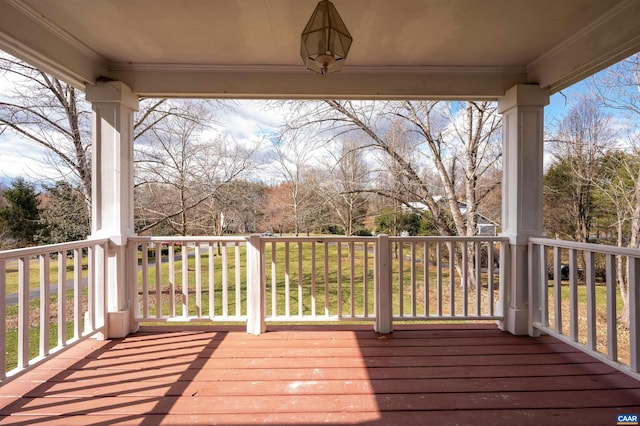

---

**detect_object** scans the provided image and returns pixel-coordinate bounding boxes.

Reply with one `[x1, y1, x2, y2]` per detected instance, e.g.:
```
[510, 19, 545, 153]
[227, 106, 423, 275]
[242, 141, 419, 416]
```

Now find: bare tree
[589, 53, 640, 326]
[271, 127, 324, 235]
[134, 101, 257, 235]
[547, 95, 614, 243]
[320, 137, 372, 235]
[281, 100, 502, 238]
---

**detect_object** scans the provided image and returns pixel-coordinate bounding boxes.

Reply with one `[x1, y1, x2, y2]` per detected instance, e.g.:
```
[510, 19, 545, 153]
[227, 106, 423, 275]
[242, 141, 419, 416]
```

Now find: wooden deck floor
[0, 324, 638, 425]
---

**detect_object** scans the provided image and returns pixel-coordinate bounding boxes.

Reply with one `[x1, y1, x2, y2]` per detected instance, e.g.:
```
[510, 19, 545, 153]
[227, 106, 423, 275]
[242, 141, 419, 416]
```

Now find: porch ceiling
[0, 0, 639, 99]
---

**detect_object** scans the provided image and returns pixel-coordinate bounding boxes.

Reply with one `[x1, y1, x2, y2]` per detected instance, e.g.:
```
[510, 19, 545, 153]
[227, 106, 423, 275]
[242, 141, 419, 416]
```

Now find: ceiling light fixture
[300, 0, 352, 75]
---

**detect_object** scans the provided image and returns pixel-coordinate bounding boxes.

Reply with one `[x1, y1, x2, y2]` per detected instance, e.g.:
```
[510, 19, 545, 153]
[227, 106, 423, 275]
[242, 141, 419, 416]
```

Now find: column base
[499, 306, 530, 336]
[107, 310, 138, 338]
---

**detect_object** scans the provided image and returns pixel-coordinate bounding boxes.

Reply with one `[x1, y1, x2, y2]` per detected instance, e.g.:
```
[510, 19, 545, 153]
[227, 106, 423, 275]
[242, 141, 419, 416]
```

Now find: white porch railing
[529, 237, 640, 375]
[388, 236, 507, 322]
[130, 235, 508, 332]
[0, 238, 108, 381]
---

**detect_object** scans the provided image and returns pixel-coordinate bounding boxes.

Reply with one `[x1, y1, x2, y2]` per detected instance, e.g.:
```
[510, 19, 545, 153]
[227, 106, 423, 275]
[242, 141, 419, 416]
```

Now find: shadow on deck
[0, 324, 638, 425]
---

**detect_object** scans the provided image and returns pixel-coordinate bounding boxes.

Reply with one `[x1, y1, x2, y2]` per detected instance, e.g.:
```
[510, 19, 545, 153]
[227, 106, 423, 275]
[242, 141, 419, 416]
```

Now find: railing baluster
[87, 246, 94, 332]
[475, 241, 481, 316]
[298, 241, 303, 316]
[182, 245, 189, 317]
[97, 242, 107, 332]
[40, 253, 50, 357]
[58, 251, 66, 347]
[398, 241, 404, 317]
[155, 242, 161, 318]
[462, 241, 468, 317]
[271, 241, 278, 317]
[209, 244, 215, 318]
[349, 241, 355, 316]
[569, 248, 578, 342]
[222, 243, 228, 317]
[271, 241, 276, 317]
[437, 241, 442, 316]
[169, 245, 176, 318]
[74, 248, 82, 339]
[488, 241, 494, 316]
[324, 241, 330, 317]
[449, 242, 455, 316]
[129, 241, 139, 323]
[311, 241, 316, 317]
[424, 241, 429, 317]
[142, 243, 149, 318]
[235, 242, 241, 317]
[540, 244, 549, 328]
[411, 241, 416, 317]
[554, 246, 562, 334]
[585, 250, 596, 351]
[285, 241, 290, 317]
[363, 241, 369, 318]
[18, 256, 29, 369]
[337, 242, 342, 318]
[605, 253, 617, 362]
[195, 244, 202, 317]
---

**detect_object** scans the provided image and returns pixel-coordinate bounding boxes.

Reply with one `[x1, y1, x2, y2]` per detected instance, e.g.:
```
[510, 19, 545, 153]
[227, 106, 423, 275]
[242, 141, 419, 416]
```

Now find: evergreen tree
[0, 178, 44, 247]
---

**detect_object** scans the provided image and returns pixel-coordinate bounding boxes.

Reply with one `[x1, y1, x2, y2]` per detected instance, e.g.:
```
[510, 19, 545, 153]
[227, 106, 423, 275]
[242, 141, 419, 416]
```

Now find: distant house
[404, 199, 499, 236]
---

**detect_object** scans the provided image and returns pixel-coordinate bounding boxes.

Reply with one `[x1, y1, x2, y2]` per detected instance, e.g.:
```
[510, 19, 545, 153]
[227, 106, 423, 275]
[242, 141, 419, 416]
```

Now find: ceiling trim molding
[6, 0, 105, 64]
[108, 62, 526, 76]
[108, 67, 527, 100]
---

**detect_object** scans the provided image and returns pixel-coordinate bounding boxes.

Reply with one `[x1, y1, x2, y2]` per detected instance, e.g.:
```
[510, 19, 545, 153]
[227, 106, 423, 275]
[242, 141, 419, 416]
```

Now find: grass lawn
[547, 282, 629, 365]
[4, 295, 78, 372]
[2, 255, 88, 295]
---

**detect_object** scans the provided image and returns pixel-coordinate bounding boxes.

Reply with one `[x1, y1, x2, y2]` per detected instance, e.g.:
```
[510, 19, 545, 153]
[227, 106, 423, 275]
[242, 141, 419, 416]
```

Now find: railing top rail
[261, 236, 375, 243]
[130, 236, 248, 243]
[0, 238, 110, 261]
[130, 234, 510, 245]
[530, 236, 640, 258]
[389, 235, 509, 243]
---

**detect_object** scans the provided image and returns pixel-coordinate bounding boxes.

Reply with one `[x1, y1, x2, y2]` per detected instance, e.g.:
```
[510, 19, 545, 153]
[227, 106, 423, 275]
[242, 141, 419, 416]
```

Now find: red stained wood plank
[0, 324, 638, 425]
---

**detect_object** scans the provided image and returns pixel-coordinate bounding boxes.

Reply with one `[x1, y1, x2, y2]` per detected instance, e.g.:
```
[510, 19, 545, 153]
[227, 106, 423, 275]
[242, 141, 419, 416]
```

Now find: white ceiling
[1, 0, 639, 99]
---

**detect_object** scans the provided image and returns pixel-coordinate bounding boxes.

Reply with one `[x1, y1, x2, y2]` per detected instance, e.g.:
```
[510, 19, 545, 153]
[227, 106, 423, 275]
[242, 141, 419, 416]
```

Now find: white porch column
[85, 81, 139, 338]
[497, 84, 549, 336]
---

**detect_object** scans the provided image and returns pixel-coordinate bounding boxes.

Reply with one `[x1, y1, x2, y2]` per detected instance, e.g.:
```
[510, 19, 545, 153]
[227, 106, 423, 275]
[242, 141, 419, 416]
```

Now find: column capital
[498, 84, 549, 113]
[86, 80, 139, 111]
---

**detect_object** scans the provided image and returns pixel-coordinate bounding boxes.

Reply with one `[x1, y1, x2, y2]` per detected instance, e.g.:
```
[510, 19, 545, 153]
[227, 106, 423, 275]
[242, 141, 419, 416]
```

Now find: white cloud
[218, 100, 284, 144]
[0, 133, 71, 184]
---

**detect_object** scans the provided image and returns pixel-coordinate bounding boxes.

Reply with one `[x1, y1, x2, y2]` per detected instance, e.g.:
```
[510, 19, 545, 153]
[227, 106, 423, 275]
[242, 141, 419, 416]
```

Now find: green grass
[4, 295, 77, 372]
[546, 281, 630, 365]
[3, 255, 88, 295]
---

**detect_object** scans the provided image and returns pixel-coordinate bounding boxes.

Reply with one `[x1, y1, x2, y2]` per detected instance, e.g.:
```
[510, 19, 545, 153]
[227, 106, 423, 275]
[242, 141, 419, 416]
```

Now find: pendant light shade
[300, 0, 352, 75]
